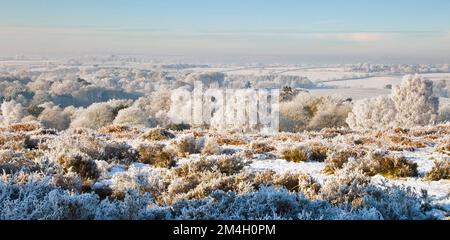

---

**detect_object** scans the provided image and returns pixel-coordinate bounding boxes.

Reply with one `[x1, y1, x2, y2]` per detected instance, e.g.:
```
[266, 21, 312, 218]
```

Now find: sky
[1, 0, 450, 63]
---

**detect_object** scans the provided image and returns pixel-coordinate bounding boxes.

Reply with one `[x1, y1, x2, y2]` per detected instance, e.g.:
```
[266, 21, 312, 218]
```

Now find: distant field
[309, 88, 391, 100]
[321, 76, 401, 89]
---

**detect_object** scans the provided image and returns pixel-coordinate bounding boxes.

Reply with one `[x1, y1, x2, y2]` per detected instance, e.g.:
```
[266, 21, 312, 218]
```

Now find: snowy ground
[247, 147, 449, 219]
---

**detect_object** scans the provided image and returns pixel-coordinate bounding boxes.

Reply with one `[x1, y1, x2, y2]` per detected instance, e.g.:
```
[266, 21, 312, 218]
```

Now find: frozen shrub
[175, 135, 201, 157]
[308, 142, 329, 162]
[110, 165, 171, 202]
[0, 175, 163, 220]
[103, 142, 138, 164]
[170, 186, 383, 220]
[393, 75, 439, 128]
[99, 125, 131, 134]
[216, 156, 248, 175]
[57, 154, 100, 180]
[280, 94, 350, 132]
[137, 144, 176, 168]
[0, 150, 39, 174]
[141, 128, 175, 141]
[166, 176, 201, 200]
[0, 134, 29, 151]
[70, 102, 116, 130]
[94, 190, 155, 220]
[319, 128, 353, 138]
[385, 135, 426, 150]
[57, 134, 107, 160]
[281, 147, 308, 163]
[0, 178, 74, 220]
[93, 183, 114, 200]
[7, 122, 40, 132]
[99, 125, 141, 139]
[344, 152, 419, 179]
[436, 140, 450, 154]
[216, 136, 247, 146]
[38, 105, 71, 130]
[166, 123, 191, 131]
[1, 100, 27, 125]
[177, 174, 241, 202]
[320, 169, 371, 209]
[324, 167, 425, 218]
[280, 94, 323, 132]
[364, 152, 418, 178]
[201, 138, 221, 156]
[113, 106, 150, 127]
[250, 141, 275, 154]
[393, 127, 409, 134]
[125, 90, 171, 127]
[53, 135, 126, 164]
[307, 101, 352, 131]
[252, 170, 276, 188]
[52, 173, 82, 192]
[425, 159, 450, 181]
[272, 173, 302, 191]
[174, 156, 248, 177]
[171, 187, 299, 220]
[148, 89, 172, 115]
[346, 96, 398, 130]
[323, 149, 361, 174]
[362, 185, 427, 220]
[297, 174, 321, 199]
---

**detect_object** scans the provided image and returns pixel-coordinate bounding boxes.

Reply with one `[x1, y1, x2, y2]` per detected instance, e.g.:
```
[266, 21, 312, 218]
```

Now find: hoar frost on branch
[70, 100, 132, 129]
[347, 75, 439, 130]
[346, 96, 397, 130]
[392, 75, 439, 127]
[0, 100, 27, 125]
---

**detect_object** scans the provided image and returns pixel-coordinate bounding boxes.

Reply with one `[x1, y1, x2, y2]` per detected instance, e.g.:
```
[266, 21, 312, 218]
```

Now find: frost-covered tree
[432, 80, 450, 98]
[185, 72, 225, 88]
[280, 94, 351, 132]
[37, 103, 71, 130]
[132, 89, 171, 117]
[308, 100, 352, 131]
[70, 100, 130, 129]
[346, 96, 398, 130]
[113, 106, 150, 127]
[392, 75, 439, 127]
[438, 98, 450, 123]
[49, 79, 85, 96]
[0, 100, 27, 125]
[347, 75, 439, 130]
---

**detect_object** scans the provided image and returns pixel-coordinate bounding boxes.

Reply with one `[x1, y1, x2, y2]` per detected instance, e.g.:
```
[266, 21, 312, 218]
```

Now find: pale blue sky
[1, 0, 450, 63]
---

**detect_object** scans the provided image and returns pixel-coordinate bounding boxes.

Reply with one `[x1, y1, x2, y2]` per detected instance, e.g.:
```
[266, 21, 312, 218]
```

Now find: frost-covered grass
[0, 122, 448, 220]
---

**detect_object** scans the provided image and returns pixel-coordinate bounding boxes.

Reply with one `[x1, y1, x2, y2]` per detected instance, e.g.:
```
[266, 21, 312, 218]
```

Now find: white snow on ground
[421, 73, 450, 81]
[322, 76, 401, 89]
[400, 147, 448, 176]
[308, 88, 391, 100]
[249, 159, 328, 183]
[282, 71, 368, 82]
[247, 147, 450, 218]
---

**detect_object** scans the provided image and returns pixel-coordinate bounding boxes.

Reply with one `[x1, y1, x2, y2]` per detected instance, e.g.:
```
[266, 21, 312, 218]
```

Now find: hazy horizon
[1, 0, 450, 64]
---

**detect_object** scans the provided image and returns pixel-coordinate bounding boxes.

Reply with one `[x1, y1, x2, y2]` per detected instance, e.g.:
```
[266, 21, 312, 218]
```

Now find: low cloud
[340, 33, 386, 42]
[311, 32, 392, 43]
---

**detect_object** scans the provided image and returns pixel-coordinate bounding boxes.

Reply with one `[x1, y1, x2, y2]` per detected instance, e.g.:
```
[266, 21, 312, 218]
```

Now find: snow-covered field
[0, 58, 449, 220]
